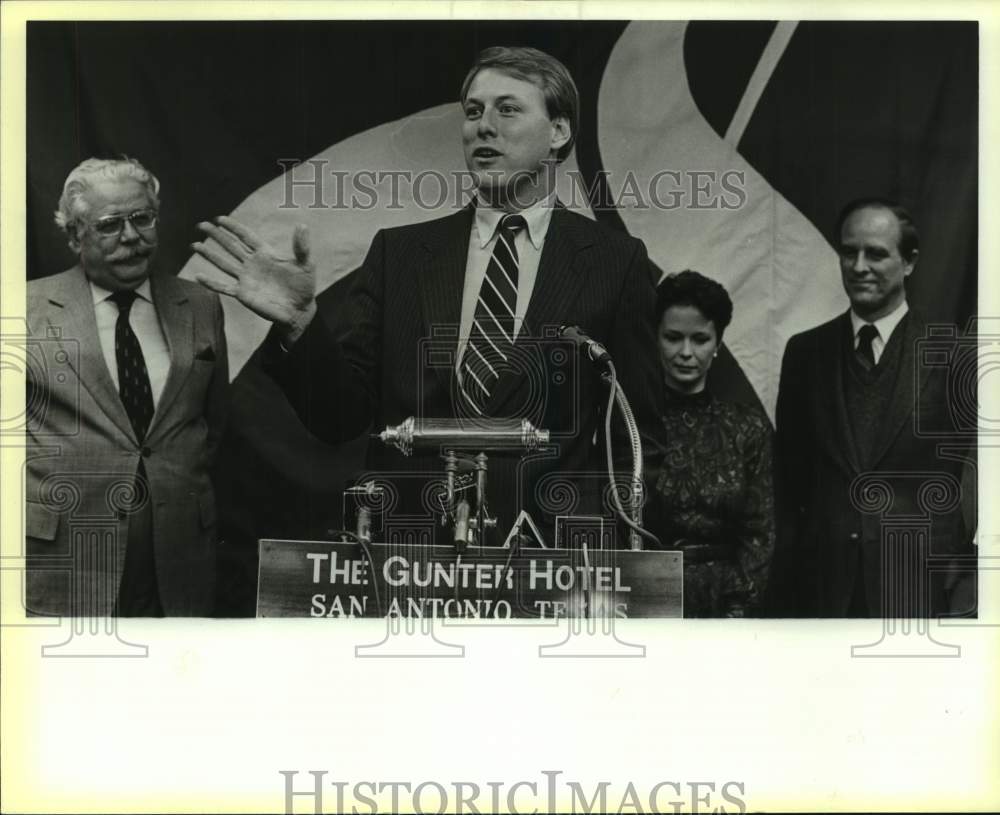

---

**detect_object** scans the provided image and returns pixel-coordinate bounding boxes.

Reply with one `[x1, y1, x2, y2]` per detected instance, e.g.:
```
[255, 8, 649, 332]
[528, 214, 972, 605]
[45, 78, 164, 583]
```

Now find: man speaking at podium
[193, 46, 659, 539]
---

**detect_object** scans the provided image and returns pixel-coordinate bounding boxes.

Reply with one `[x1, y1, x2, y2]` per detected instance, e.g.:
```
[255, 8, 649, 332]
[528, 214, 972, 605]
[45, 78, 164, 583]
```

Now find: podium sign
[257, 539, 682, 618]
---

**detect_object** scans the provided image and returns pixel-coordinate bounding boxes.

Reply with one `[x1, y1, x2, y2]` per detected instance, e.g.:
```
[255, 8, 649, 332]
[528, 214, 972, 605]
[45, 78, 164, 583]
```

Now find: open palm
[193, 216, 315, 328]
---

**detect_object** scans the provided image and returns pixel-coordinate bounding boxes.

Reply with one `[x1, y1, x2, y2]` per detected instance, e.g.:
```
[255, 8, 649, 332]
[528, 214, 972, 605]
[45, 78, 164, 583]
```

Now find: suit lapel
[869, 310, 928, 467]
[816, 312, 862, 475]
[485, 206, 591, 416]
[147, 273, 192, 440]
[520, 207, 591, 334]
[417, 208, 476, 393]
[44, 267, 137, 443]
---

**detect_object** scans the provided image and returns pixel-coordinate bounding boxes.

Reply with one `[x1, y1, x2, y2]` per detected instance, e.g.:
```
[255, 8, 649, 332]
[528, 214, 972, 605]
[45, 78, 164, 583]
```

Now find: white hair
[54, 157, 160, 235]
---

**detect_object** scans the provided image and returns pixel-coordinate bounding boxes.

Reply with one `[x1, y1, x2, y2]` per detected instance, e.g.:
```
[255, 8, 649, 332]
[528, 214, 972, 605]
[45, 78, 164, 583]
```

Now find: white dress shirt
[455, 193, 556, 374]
[850, 300, 909, 366]
[90, 278, 170, 407]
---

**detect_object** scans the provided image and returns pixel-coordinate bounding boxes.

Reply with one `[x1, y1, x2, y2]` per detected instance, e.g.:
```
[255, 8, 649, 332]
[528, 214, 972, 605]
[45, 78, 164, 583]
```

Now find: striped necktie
[110, 289, 155, 441]
[460, 213, 526, 415]
[856, 323, 879, 371]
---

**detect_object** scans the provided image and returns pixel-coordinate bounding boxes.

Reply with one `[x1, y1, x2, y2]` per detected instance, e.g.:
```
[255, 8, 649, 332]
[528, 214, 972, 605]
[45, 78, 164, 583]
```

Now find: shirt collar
[850, 299, 909, 341]
[90, 277, 153, 306]
[473, 191, 557, 251]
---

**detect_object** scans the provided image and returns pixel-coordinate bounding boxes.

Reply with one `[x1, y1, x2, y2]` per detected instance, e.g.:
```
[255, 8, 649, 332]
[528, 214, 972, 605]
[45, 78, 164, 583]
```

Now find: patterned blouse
[644, 387, 775, 616]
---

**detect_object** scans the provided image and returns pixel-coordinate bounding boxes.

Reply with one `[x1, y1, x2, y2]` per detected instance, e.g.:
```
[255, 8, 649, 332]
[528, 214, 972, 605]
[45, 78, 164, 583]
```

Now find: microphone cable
[603, 361, 661, 548]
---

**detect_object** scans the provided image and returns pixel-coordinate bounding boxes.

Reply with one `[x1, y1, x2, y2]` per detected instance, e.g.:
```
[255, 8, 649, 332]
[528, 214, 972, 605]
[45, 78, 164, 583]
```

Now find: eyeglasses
[87, 209, 158, 239]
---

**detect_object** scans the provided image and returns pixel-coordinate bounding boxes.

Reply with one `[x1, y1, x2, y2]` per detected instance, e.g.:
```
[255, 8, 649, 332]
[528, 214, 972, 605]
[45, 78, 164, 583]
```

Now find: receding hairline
[841, 202, 903, 225]
[839, 204, 907, 244]
[835, 197, 919, 260]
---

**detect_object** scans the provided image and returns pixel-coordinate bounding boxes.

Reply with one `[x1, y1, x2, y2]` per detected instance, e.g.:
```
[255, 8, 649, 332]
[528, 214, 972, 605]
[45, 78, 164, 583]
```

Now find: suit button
[849, 532, 860, 542]
[141, 446, 152, 457]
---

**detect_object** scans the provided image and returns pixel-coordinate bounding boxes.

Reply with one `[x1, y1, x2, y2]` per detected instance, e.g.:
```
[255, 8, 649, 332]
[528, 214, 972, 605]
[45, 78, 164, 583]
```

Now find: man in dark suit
[772, 198, 974, 617]
[26, 158, 228, 616]
[193, 46, 659, 539]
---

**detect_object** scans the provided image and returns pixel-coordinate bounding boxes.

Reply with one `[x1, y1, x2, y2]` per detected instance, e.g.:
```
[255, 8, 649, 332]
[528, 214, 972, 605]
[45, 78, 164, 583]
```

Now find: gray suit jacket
[25, 265, 228, 616]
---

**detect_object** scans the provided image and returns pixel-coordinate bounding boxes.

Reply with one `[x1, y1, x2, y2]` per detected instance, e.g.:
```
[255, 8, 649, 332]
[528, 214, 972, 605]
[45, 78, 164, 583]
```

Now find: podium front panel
[257, 539, 682, 618]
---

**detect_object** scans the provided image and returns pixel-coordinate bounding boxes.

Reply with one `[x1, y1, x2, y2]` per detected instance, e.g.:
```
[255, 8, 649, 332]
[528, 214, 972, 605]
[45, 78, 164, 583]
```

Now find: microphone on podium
[453, 499, 470, 552]
[356, 506, 372, 543]
[559, 325, 612, 366]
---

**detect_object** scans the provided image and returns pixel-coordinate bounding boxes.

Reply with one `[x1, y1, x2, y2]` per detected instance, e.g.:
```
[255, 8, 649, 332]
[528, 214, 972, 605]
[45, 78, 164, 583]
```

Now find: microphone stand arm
[602, 364, 649, 551]
[615, 380, 645, 550]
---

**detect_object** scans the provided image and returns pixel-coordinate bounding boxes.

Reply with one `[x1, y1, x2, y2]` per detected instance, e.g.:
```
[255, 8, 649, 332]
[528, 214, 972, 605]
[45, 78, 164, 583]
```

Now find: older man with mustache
[25, 157, 228, 616]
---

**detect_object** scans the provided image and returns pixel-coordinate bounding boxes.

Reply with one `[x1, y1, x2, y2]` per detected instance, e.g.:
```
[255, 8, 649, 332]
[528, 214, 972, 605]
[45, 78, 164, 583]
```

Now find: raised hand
[192, 216, 317, 341]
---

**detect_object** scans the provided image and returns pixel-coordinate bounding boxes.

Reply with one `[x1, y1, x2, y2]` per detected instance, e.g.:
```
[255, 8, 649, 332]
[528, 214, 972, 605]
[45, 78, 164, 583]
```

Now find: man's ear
[550, 115, 571, 154]
[904, 248, 919, 277]
[66, 225, 81, 254]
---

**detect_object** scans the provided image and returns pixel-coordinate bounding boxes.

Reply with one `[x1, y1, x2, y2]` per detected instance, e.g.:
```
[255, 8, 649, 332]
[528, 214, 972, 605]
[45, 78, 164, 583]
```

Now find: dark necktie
[110, 290, 155, 441]
[856, 323, 879, 371]
[460, 213, 526, 414]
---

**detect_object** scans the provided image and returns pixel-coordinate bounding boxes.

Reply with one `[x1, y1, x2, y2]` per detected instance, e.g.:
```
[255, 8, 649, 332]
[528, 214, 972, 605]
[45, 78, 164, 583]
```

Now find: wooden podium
[257, 539, 682, 618]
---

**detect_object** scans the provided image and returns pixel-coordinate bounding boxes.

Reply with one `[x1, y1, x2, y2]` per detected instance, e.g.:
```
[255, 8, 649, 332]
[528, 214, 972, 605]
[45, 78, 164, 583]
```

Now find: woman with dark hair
[646, 270, 774, 617]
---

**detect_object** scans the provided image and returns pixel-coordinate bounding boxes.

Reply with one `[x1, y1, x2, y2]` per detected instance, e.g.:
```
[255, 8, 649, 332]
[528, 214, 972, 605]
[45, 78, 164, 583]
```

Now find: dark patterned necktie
[856, 323, 879, 371]
[110, 290, 155, 441]
[460, 213, 526, 415]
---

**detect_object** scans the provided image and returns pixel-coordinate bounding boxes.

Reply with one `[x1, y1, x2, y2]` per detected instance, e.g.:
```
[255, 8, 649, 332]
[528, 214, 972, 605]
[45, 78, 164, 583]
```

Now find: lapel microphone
[559, 325, 612, 366]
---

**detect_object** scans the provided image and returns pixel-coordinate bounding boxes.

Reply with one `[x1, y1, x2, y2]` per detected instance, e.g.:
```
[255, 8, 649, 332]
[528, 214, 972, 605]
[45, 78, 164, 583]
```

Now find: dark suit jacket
[25, 266, 228, 616]
[267, 205, 660, 540]
[771, 308, 974, 617]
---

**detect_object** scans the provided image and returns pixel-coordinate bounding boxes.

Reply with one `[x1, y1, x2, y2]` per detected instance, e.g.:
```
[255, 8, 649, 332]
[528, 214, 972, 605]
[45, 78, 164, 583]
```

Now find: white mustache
[111, 247, 154, 262]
